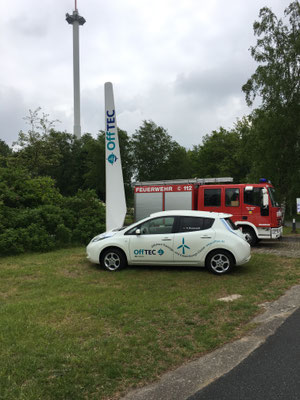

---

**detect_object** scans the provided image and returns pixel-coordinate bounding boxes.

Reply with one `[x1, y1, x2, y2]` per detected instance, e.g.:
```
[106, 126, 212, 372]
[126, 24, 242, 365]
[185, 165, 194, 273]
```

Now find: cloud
[0, 0, 292, 149]
[0, 86, 27, 144]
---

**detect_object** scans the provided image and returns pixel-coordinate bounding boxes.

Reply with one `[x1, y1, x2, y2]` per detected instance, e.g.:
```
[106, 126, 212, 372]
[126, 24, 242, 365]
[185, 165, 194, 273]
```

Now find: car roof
[149, 210, 232, 219]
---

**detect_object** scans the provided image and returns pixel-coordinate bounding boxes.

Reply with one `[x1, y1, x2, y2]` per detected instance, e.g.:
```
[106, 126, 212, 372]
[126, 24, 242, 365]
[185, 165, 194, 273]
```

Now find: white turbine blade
[104, 82, 127, 231]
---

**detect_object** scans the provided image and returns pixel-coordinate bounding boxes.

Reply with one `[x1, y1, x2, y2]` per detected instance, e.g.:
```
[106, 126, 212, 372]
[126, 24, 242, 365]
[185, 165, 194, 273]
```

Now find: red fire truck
[133, 177, 283, 245]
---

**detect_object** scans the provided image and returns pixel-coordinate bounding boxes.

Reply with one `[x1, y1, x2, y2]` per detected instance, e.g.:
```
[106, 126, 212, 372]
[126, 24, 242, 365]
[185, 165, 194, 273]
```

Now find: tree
[189, 127, 248, 182]
[242, 1, 300, 214]
[13, 108, 62, 177]
[242, 2, 300, 109]
[82, 133, 106, 199]
[163, 142, 193, 179]
[82, 129, 134, 202]
[131, 120, 190, 181]
[0, 139, 11, 157]
[0, 164, 105, 254]
[0, 139, 12, 167]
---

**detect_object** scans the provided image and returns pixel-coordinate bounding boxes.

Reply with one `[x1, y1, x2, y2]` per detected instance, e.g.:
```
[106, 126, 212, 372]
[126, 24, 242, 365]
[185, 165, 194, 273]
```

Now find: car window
[178, 216, 214, 232]
[225, 188, 240, 207]
[204, 189, 221, 207]
[126, 216, 175, 235]
[224, 217, 239, 230]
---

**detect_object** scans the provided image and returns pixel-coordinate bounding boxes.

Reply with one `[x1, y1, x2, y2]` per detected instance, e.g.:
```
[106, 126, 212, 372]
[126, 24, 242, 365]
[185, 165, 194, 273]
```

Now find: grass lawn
[0, 247, 300, 399]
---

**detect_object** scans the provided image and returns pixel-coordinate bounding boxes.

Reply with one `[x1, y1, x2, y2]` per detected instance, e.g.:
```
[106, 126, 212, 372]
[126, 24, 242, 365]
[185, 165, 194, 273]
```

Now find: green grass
[0, 248, 300, 400]
[283, 225, 300, 235]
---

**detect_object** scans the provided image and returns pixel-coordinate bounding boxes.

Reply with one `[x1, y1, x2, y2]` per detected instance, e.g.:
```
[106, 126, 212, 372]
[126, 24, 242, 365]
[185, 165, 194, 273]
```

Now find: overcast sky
[0, 0, 291, 148]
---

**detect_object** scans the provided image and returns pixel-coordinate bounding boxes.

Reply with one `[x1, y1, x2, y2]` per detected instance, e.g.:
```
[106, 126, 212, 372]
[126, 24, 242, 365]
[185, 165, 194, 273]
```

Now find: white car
[86, 210, 251, 275]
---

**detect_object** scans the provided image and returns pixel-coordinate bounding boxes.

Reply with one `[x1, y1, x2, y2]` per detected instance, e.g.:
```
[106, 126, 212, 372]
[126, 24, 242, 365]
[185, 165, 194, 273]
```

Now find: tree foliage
[131, 120, 191, 181]
[0, 165, 105, 255]
[0, 139, 11, 157]
[243, 1, 300, 109]
[189, 127, 249, 182]
[242, 1, 300, 214]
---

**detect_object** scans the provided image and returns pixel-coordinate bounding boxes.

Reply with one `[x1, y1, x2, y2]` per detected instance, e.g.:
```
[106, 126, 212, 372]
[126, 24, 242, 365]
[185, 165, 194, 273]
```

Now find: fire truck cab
[197, 181, 282, 245]
[133, 178, 283, 246]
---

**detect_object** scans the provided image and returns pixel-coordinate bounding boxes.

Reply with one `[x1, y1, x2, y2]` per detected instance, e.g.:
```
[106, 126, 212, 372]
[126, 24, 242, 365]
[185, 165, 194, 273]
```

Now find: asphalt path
[188, 307, 300, 400]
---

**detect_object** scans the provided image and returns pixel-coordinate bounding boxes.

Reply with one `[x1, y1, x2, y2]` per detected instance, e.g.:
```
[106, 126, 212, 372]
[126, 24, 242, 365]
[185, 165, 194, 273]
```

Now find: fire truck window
[244, 187, 262, 207]
[178, 216, 214, 232]
[204, 189, 221, 207]
[225, 188, 240, 207]
[268, 187, 279, 207]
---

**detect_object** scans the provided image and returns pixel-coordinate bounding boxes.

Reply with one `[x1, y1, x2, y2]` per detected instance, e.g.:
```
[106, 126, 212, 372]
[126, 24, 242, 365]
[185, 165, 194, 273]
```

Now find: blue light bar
[259, 178, 268, 183]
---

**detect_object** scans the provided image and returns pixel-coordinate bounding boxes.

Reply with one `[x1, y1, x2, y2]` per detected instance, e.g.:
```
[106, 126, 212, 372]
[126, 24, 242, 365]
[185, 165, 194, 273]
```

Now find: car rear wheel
[206, 250, 234, 275]
[100, 248, 126, 271]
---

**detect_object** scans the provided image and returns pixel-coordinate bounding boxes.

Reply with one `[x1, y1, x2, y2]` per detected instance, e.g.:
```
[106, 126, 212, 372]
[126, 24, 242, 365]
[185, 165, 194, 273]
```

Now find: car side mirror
[135, 228, 141, 235]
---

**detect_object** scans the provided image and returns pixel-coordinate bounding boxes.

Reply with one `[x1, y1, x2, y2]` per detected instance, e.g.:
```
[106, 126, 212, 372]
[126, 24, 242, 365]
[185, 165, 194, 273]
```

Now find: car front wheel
[206, 250, 234, 275]
[100, 248, 127, 271]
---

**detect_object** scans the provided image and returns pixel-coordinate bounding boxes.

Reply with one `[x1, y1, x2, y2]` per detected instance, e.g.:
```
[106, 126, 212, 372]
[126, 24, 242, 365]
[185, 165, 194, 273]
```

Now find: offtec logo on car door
[134, 248, 165, 256]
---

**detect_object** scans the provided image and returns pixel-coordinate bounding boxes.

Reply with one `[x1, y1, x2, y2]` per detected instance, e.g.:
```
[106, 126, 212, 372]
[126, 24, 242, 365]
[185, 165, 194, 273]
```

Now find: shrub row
[0, 166, 105, 255]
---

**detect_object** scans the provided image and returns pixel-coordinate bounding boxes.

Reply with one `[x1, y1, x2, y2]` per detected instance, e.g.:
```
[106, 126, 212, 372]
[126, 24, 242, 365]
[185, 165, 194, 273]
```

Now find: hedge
[0, 166, 105, 255]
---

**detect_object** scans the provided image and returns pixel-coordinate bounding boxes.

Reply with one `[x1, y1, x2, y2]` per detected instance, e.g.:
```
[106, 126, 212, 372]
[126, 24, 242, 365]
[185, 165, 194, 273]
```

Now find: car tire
[206, 250, 234, 275]
[242, 227, 258, 246]
[100, 247, 127, 271]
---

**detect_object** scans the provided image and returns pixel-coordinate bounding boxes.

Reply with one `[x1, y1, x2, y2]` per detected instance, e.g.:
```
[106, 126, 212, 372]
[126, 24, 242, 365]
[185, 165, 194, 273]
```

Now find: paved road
[188, 307, 300, 400]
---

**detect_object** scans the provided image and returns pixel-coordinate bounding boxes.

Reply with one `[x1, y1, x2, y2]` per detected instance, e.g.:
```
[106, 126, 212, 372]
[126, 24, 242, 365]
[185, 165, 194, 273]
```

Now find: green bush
[0, 166, 106, 255]
[0, 228, 26, 255]
[55, 224, 72, 246]
[25, 223, 56, 252]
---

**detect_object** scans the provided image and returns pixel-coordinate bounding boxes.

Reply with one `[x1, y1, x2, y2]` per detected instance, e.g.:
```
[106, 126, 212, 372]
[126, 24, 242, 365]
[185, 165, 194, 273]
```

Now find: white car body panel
[86, 210, 251, 269]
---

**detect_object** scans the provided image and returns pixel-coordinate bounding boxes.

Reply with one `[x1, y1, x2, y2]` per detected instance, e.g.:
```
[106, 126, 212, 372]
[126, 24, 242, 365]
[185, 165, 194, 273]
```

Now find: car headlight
[91, 236, 107, 243]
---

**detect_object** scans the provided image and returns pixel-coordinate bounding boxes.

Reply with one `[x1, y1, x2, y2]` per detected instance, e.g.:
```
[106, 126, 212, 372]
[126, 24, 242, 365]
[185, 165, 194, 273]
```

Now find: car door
[128, 216, 175, 264]
[173, 216, 216, 264]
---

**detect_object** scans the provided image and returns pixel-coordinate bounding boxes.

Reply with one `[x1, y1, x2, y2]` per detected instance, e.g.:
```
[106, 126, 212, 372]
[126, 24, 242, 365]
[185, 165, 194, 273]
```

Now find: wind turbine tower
[66, 1, 86, 139]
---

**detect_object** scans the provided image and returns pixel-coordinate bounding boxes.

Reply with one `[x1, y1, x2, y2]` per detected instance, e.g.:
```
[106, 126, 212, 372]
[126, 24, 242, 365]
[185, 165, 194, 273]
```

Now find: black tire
[206, 250, 234, 275]
[242, 227, 258, 246]
[100, 248, 127, 271]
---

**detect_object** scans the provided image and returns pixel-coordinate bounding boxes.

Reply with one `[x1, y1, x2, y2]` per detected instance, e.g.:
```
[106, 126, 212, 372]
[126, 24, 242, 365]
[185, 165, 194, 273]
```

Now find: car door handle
[162, 238, 172, 241]
[200, 235, 212, 239]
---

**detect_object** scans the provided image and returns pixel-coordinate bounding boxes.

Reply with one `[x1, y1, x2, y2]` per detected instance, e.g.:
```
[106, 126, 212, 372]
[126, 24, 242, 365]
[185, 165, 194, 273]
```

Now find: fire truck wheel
[242, 227, 258, 246]
[100, 247, 127, 271]
[205, 250, 234, 275]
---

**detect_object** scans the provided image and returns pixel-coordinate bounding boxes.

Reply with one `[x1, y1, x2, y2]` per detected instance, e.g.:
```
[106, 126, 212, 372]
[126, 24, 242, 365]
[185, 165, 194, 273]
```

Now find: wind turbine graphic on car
[177, 238, 190, 255]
